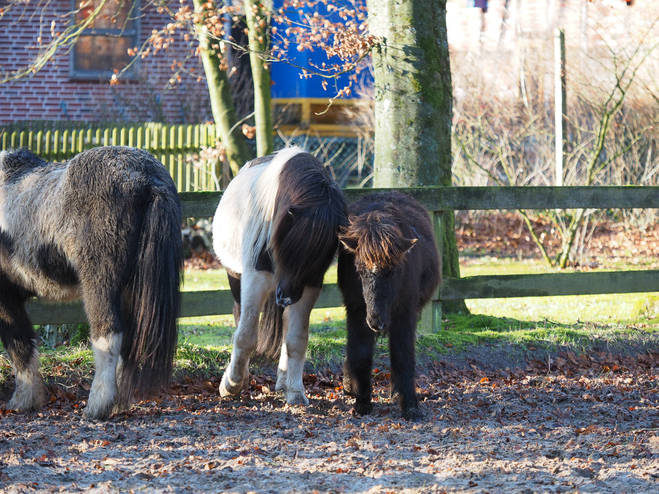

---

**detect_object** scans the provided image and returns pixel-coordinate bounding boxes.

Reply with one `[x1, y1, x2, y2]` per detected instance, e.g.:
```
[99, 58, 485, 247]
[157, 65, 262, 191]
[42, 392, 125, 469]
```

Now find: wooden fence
[25, 185, 659, 333]
[0, 122, 222, 192]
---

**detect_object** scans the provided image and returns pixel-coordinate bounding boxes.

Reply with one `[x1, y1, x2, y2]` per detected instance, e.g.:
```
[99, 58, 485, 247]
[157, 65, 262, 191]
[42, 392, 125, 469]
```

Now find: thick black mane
[271, 153, 348, 287]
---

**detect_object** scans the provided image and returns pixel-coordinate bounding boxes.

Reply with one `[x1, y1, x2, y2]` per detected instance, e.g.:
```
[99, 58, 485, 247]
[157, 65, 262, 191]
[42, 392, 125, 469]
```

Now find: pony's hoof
[285, 390, 309, 406]
[219, 374, 246, 397]
[342, 376, 354, 396]
[274, 375, 286, 393]
[83, 403, 114, 421]
[402, 406, 423, 422]
[8, 386, 47, 413]
[354, 399, 373, 416]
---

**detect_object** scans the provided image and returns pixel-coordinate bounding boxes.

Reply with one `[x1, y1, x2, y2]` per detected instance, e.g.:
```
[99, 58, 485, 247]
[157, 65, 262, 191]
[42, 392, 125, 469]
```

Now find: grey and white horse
[0, 146, 183, 420]
[213, 147, 347, 405]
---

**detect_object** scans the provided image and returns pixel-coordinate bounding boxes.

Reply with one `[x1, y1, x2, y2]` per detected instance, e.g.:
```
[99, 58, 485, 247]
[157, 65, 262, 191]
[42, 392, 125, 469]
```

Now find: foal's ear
[403, 238, 418, 254]
[338, 231, 358, 253]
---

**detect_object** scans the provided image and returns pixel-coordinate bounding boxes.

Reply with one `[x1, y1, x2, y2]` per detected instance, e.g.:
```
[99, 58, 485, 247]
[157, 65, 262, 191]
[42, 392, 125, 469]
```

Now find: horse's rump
[0, 146, 183, 418]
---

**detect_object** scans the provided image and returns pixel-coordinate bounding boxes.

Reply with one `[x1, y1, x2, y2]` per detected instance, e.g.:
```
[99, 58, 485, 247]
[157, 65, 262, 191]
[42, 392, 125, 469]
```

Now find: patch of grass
[4, 258, 659, 388]
[416, 311, 659, 363]
[182, 269, 229, 291]
[175, 342, 231, 377]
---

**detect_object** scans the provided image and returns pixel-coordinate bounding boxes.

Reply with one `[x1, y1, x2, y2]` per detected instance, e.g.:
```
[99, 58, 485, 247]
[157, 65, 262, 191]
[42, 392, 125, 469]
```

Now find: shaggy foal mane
[340, 207, 417, 271]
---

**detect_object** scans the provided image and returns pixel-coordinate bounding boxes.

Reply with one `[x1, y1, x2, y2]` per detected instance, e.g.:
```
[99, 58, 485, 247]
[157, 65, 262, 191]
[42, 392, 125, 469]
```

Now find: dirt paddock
[1, 351, 658, 494]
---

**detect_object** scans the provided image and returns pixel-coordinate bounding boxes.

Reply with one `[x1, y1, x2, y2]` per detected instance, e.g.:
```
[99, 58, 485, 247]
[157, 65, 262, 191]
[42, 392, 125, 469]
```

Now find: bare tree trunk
[244, 0, 274, 157]
[369, 0, 467, 313]
[193, 0, 251, 176]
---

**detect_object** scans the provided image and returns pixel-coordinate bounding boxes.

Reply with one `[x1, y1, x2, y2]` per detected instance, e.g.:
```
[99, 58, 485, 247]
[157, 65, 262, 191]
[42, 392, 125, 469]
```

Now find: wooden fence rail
[25, 185, 659, 333]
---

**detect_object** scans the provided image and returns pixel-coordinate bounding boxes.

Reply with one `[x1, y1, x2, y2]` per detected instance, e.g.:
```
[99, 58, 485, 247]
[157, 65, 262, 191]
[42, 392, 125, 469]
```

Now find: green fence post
[44, 130, 51, 160]
[419, 210, 443, 334]
[177, 125, 185, 191]
[62, 130, 69, 159]
[53, 130, 60, 159]
[35, 131, 42, 156]
[160, 125, 168, 175]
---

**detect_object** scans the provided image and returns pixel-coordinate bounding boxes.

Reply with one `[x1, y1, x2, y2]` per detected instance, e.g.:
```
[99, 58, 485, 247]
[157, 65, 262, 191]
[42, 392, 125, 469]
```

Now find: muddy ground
[3, 214, 659, 493]
[1, 350, 658, 494]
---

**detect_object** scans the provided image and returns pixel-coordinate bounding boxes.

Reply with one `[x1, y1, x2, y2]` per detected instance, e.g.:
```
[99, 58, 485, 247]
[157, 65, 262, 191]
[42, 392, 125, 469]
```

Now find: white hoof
[219, 372, 248, 397]
[84, 385, 117, 420]
[285, 390, 309, 406]
[8, 381, 47, 412]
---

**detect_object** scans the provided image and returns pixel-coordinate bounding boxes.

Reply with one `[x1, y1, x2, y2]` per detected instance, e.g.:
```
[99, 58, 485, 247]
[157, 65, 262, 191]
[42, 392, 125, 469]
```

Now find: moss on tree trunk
[369, 0, 467, 313]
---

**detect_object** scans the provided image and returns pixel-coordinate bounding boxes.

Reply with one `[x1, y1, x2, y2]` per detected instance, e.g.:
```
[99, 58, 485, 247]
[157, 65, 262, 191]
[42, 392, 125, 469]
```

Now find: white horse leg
[85, 333, 122, 420]
[8, 346, 47, 412]
[220, 269, 274, 397]
[276, 286, 320, 406]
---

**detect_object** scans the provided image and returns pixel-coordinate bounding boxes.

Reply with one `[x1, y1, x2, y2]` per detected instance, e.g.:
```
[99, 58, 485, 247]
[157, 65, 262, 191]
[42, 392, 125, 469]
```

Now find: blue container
[270, 0, 372, 99]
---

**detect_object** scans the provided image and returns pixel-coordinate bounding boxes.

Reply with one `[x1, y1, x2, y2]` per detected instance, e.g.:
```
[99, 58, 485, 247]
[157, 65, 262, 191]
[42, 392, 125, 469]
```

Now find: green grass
[3, 260, 659, 389]
[461, 257, 657, 324]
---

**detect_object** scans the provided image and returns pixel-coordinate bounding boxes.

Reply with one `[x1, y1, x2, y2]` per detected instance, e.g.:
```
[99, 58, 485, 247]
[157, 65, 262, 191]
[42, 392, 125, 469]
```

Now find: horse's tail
[120, 191, 183, 401]
[256, 293, 285, 358]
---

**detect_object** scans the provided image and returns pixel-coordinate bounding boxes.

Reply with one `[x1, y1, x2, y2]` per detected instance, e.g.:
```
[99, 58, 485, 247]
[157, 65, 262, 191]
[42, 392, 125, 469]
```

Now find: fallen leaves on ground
[1, 351, 658, 493]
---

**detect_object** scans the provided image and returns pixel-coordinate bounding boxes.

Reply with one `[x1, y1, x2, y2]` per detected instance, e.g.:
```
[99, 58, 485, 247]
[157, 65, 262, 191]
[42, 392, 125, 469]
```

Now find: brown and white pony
[0, 147, 183, 420]
[338, 191, 440, 420]
[213, 147, 347, 405]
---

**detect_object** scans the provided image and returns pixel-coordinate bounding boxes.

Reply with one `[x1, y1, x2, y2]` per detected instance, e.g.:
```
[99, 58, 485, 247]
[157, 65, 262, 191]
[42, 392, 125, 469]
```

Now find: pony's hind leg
[220, 269, 273, 398]
[0, 286, 47, 412]
[276, 286, 320, 406]
[81, 290, 124, 420]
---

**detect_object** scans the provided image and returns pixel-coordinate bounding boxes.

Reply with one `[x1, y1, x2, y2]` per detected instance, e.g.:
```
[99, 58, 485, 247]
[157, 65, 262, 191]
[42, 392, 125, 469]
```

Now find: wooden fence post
[419, 210, 443, 334]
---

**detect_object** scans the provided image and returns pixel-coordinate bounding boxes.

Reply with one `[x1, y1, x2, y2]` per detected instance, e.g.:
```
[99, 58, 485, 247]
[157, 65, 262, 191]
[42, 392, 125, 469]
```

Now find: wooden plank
[180, 191, 222, 217]
[179, 186, 659, 218]
[351, 186, 659, 211]
[29, 269, 659, 325]
[180, 290, 234, 317]
[441, 270, 659, 300]
[26, 286, 346, 325]
[314, 284, 344, 309]
[27, 299, 87, 325]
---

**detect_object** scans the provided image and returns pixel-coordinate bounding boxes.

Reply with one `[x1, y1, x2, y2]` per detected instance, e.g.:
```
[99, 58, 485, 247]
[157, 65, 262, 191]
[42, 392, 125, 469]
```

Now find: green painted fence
[24, 185, 659, 333]
[0, 122, 222, 192]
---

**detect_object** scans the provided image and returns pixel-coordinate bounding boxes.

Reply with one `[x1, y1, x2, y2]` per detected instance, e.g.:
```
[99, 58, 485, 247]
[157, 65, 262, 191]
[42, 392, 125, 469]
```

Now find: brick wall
[0, 0, 212, 124]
